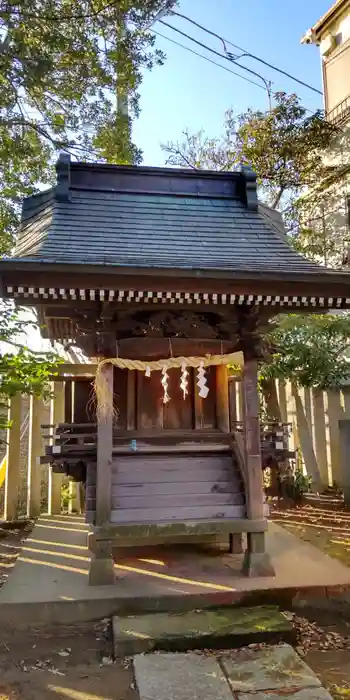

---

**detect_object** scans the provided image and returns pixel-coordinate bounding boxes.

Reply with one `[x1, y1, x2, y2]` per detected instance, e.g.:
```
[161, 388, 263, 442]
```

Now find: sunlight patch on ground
[272, 502, 350, 568]
[47, 685, 112, 700]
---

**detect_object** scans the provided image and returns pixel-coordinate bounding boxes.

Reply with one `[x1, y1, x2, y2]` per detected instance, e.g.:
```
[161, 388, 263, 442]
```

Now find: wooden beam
[48, 381, 65, 515]
[4, 394, 21, 521]
[27, 395, 44, 518]
[241, 355, 274, 576]
[56, 363, 97, 376]
[96, 362, 113, 526]
[216, 365, 230, 432]
[242, 357, 263, 520]
[126, 370, 136, 430]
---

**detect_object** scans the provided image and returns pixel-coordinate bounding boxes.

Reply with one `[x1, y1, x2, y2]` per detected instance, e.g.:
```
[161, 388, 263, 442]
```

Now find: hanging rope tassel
[180, 363, 189, 399]
[197, 361, 209, 399]
[161, 366, 170, 404]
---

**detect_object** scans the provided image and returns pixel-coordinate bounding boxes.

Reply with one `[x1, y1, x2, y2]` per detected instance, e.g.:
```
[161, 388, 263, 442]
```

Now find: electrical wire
[152, 29, 267, 91]
[159, 19, 272, 100]
[170, 10, 323, 97]
[153, 28, 318, 115]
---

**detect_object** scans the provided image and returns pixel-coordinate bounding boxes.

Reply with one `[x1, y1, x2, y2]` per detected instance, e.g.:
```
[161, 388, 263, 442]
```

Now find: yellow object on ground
[0, 455, 6, 488]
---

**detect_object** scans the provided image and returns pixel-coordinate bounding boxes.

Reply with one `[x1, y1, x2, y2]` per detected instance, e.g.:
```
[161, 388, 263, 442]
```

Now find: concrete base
[229, 533, 243, 554]
[1, 515, 350, 626]
[88, 556, 116, 586]
[242, 550, 276, 577]
[88, 538, 115, 586]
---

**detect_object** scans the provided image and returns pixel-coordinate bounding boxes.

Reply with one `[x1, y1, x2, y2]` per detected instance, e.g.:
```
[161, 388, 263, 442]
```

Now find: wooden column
[126, 370, 136, 430]
[216, 365, 230, 432]
[291, 384, 321, 491]
[241, 356, 274, 577]
[339, 420, 350, 505]
[312, 389, 329, 488]
[27, 395, 44, 518]
[326, 390, 343, 487]
[68, 481, 81, 513]
[48, 381, 65, 515]
[4, 394, 21, 521]
[89, 362, 115, 585]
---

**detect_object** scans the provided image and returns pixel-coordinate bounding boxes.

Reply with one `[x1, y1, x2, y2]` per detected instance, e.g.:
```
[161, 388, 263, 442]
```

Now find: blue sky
[133, 0, 332, 165]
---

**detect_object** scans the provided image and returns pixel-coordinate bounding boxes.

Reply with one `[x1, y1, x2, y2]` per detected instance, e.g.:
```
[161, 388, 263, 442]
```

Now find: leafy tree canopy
[261, 314, 350, 390]
[164, 92, 350, 389]
[0, 0, 177, 252]
[0, 304, 61, 432]
[163, 92, 336, 213]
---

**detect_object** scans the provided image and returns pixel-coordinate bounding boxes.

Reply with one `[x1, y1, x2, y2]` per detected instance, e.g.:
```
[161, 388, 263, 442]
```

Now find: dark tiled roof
[14, 182, 322, 275]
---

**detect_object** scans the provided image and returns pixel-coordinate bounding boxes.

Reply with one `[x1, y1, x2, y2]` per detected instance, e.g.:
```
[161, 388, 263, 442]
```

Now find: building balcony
[327, 94, 350, 126]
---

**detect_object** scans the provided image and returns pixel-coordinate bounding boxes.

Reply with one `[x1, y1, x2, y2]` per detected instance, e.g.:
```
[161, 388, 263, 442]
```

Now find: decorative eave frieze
[5, 285, 350, 308]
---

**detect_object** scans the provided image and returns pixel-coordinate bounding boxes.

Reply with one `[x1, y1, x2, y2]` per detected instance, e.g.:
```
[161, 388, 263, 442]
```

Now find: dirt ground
[2, 507, 350, 698]
[0, 524, 137, 700]
[269, 494, 350, 698]
[0, 621, 137, 700]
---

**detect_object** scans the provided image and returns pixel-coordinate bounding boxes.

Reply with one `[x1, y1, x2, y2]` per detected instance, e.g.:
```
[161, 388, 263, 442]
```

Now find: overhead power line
[154, 26, 317, 115]
[170, 10, 323, 97]
[159, 19, 273, 104]
[152, 29, 267, 91]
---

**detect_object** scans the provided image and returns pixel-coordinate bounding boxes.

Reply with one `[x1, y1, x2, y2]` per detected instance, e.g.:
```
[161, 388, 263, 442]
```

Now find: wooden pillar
[292, 384, 321, 491]
[326, 390, 342, 487]
[126, 370, 136, 430]
[241, 356, 274, 577]
[342, 386, 350, 418]
[216, 365, 230, 432]
[312, 388, 329, 488]
[237, 380, 244, 423]
[48, 381, 65, 515]
[4, 394, 21, 521]
[229, 379, 237, 427]
[68, 481, 81, 513]
[277, 380, 288, 422]
[27, 395, 44, 518]
[89, 362, 115, 586]
[339, 420, 350, 505]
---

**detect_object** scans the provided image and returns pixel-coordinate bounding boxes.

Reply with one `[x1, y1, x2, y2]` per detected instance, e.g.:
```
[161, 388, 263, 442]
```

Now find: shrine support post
[27, 395, 44, 518]
[48, 381, 65, 515]
[241, 354, 275, 576]
[4, 394, 21, 521]
[89, 361, 115, 585]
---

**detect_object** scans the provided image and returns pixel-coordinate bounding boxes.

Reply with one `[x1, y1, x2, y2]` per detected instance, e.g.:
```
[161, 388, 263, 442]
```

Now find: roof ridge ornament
[55, 152, 71, 202]
[240, 165, 258, 212]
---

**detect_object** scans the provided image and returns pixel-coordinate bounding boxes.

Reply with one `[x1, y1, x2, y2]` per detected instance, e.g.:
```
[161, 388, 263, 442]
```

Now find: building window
[335, 31, 343, 47]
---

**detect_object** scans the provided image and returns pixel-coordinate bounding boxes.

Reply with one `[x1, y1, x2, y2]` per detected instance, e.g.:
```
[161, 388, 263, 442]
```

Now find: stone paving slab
[133, 652, 232, 700]
[114, 605, 293, 655]
[222, 643, 321, 692]
[133, 647, 334, 700]
[237, 690, 333, 700]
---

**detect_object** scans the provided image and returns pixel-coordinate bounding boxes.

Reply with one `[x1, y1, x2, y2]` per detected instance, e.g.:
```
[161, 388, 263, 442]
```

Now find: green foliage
[281, 466, 311, 503]
[0, 303, 61, 432]
[163, 92, 336, 211]
[164, 93, 350, 389]
[0, 0, 177, 250]
[261, 314, 350, 390]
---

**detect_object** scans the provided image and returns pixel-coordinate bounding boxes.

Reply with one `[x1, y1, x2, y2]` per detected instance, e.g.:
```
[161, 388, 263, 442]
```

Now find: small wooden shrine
[1, 154, 350, 585]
